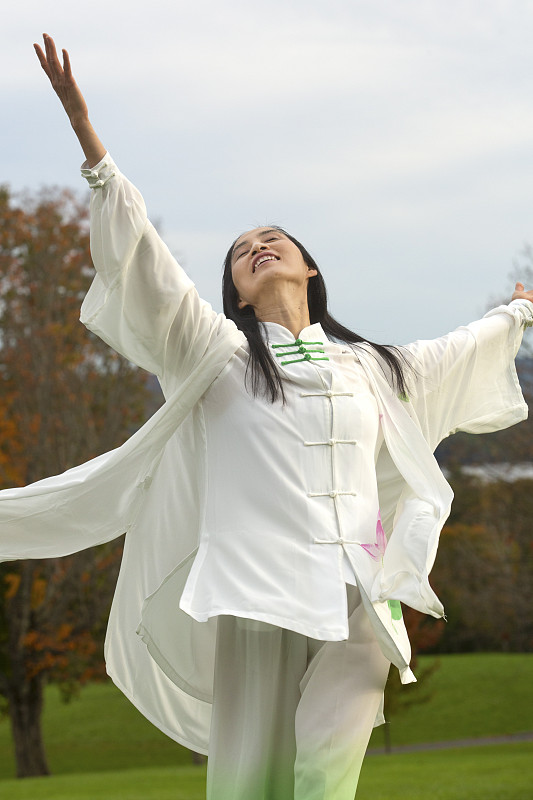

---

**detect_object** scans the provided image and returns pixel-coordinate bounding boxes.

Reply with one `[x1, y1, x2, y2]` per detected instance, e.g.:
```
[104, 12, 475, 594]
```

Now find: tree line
[0, 184, 149, 777]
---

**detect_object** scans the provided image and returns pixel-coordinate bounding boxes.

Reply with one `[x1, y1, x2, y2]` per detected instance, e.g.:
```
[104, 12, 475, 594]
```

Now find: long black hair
[222, 226, 412, 404]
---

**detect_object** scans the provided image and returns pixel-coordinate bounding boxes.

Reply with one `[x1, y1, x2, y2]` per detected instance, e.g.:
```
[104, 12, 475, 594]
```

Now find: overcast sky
[4, 0, 533, 345]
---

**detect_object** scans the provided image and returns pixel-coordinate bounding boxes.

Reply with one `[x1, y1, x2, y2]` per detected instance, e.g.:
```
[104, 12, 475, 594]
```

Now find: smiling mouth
[253, 254, 279, 273]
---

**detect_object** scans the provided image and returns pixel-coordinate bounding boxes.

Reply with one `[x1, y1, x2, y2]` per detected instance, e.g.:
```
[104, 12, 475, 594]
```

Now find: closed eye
[233, 234, 281, 261]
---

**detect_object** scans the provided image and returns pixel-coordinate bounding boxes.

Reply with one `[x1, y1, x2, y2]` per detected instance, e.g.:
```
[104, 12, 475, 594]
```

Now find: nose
[251, 241, 270, 256]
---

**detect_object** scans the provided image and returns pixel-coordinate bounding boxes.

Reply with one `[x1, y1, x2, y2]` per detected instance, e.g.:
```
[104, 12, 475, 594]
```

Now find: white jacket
[0, 154, 530, 754]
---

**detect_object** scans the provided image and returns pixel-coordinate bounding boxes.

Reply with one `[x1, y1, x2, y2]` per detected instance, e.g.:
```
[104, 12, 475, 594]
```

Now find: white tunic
[181, 320, 384, 640]
[0, 152, 531, 755]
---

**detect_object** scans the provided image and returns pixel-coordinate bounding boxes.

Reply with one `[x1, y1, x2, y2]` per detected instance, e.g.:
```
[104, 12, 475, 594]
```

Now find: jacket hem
[180, 605, 349, 642]
[137, 623, 213, 703]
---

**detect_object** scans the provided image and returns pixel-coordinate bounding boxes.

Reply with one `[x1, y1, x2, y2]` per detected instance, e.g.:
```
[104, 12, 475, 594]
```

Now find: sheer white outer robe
[0, 154, 531, 755]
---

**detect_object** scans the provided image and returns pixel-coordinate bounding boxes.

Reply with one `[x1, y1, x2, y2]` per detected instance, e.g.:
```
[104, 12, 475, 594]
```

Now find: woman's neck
[255, 304, 311, 340]
[252, 285, 312, 340]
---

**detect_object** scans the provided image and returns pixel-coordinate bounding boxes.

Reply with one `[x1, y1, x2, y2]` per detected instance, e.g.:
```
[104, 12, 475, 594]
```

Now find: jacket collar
[259, 320, 334, 348]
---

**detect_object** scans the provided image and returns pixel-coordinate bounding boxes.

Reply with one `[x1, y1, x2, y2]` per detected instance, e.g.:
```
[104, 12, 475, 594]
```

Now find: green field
[0, 746, 531, 800]
[368, 652, 533, 751]
[0, 653, 531, 797]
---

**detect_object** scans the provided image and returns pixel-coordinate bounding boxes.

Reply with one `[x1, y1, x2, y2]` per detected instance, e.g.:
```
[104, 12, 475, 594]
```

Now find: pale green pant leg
[207, 588, 390, 800]
[294, 587, 391, 800]
[207, 616, 307, 800]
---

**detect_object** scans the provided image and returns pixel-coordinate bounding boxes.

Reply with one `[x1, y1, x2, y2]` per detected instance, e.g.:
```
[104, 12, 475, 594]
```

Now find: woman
[2, 33, 531, 800]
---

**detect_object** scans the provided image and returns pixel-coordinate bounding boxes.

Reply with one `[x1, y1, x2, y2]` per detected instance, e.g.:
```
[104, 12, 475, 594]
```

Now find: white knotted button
[81, 162, 116, 189]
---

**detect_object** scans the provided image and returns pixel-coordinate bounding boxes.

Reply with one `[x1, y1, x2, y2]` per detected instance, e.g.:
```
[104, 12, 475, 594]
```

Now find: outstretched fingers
[34, 34, 70, 85]
[62, 48, 73, 81]
[511, 281, 533, 304]
[33, 41, 51, 78]
[32, 32, 104, 164]
[33, 33, 89, 126]
[44, 33, 63, 75]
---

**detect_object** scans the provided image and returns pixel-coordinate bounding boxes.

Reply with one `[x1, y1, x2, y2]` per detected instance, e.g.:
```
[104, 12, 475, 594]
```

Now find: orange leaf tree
[0, 184, 155, 777]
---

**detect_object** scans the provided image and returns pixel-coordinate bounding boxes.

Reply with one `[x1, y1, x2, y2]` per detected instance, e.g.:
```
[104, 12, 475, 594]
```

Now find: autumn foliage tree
[0, 184, 152, 777]
[430, 474, 533, 654]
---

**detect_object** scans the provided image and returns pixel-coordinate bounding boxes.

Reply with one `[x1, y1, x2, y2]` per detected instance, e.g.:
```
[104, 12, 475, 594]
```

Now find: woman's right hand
[34, 34, 88, 127]
[34, 33, 106, 167]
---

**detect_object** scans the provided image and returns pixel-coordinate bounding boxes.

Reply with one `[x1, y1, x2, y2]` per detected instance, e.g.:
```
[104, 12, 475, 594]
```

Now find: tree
[430, 474, 533, 654]
[0, 184, 152, 777]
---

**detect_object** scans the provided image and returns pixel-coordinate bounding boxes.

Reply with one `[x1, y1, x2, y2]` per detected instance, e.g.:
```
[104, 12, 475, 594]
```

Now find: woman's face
[231, 227, 316, 310]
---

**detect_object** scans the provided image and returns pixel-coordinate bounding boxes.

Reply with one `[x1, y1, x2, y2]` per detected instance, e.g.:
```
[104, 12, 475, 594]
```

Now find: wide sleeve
[404, 299, 533, 451]
[79, 154, 234, 396]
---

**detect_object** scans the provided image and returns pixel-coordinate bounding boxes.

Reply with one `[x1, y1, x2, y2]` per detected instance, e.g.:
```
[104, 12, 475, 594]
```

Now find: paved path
[367, 731, 533, 755]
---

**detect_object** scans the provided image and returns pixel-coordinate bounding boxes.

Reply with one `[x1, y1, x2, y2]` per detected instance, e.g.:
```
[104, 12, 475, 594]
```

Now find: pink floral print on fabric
[360, 511, 403, 622]
[359, 511, 387, 562]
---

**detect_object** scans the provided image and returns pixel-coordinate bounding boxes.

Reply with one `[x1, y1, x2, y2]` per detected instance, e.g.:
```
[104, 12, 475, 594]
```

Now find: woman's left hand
[512, 282, 533, 303]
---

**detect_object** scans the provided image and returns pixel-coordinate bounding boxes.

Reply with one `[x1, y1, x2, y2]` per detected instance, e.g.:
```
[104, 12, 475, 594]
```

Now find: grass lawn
[0, 744, 531, 800]
[369, 652, 533, 751]
[0, 652, 531, 782]
[358, 743, 533, 800]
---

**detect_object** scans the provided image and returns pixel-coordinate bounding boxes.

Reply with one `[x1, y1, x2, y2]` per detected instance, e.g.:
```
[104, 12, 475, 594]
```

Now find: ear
[237, 297, 248, 309]
[307, 267, 318, 278]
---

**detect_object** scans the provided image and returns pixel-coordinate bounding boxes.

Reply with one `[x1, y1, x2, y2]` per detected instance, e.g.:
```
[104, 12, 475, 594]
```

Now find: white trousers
[206, 586, 390, 800]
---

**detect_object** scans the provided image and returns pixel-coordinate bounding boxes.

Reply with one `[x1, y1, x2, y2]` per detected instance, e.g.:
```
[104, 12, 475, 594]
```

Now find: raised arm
[34, 35, 241, 397]
[404, 297, 533, 450]
[34, 33, 105, 167]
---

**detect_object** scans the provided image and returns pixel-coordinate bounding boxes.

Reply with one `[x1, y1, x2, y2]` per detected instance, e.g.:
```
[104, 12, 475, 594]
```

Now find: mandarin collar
[259, 321, 331, 346]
